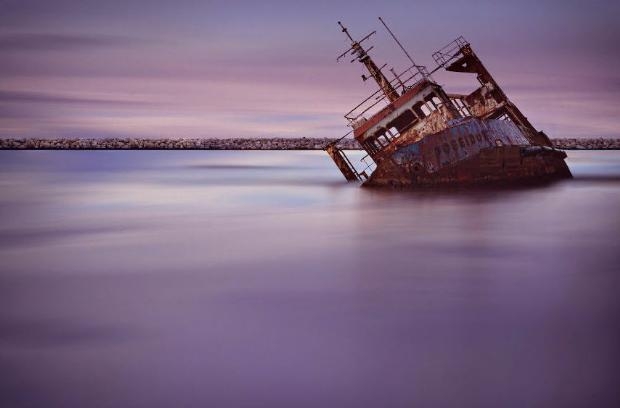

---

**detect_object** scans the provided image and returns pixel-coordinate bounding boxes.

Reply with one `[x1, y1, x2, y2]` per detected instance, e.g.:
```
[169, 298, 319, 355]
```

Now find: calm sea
[1, 150, 619, 407]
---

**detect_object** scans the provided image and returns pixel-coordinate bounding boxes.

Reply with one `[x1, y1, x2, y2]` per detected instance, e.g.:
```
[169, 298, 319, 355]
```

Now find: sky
[0, 0, 619, 139]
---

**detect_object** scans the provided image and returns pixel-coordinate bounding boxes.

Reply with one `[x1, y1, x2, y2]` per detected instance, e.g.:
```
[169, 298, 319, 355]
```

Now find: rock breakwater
[0, 137, 361, 150]
[551, 138, 620, 150]
[0, 137, 618, 150]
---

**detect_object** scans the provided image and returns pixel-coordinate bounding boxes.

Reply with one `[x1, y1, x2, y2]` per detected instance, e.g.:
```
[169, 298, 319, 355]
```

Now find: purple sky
[1, 0, 618, 139]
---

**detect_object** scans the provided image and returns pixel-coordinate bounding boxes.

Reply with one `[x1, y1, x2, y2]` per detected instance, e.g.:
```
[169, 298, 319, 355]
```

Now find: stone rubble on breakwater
[551, 138, 620, 150]
[0, 138, 359, 150]
[0, 137, 619, 150]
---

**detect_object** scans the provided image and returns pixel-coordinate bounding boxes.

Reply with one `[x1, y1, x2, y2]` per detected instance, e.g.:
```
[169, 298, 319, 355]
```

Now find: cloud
[0, 33, 145, 52]
[0, 90, 150, 106]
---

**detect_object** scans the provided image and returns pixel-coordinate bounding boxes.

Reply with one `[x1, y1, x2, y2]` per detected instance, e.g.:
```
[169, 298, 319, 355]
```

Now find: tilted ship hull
[326, 22, 572, 188]
[366, 117, 571, 188]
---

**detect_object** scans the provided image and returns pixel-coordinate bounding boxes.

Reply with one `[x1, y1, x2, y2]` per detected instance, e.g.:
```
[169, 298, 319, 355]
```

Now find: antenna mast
[378, 17, 426, 78]
[337, 21, 400, 103]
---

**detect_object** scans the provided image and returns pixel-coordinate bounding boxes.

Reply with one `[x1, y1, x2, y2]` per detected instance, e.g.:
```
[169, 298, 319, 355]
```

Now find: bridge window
[387, 127, 400, 139]
[369, 128, 387, 147]
[370, 127, 397, 147]
[388, 110, 416, 133]
[421, 104, 432, 116]
[451, 97, 472, 117]
[412, 101, 427, 118]
[422, 94, 442, 113]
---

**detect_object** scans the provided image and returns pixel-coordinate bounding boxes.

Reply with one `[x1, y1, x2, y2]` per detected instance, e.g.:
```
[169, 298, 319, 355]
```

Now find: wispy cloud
[0, 33, 147, 52]
[0, 90, 150, 106]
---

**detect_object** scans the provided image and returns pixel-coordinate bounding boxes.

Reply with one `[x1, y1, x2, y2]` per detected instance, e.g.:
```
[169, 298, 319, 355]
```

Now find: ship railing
[432, 36, 469, 68]
[339, 148, 365, 181]
[358, 153, 376, 179]
[344, 64, 429, 124]
[324, 135, 375, 181]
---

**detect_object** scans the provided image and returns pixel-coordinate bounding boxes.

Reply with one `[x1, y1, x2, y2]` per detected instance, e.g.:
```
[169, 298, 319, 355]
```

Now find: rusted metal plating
[326, 22, 571, 186]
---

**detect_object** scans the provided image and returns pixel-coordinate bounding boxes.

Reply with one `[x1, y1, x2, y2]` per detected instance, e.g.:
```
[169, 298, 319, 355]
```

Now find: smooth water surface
[1, 150, 619, 407]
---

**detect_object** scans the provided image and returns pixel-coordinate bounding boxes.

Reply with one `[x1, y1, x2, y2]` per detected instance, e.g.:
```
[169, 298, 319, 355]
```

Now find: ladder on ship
[325, 144, 368, 182]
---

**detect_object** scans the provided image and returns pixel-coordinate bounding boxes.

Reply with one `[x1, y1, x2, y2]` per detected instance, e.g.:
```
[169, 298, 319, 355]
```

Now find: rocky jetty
[551, 138, 620, 150]
[0, 137, 360, 150]
[0, 137, 618, 150]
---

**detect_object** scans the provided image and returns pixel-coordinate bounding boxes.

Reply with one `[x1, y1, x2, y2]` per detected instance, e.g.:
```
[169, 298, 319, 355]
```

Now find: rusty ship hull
[326, 23, 572, 188]
[366, 117, 571, 188]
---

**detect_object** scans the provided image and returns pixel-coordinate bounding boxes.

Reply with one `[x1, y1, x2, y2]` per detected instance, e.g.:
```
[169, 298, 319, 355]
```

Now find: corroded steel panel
[327, 25, 572, 187]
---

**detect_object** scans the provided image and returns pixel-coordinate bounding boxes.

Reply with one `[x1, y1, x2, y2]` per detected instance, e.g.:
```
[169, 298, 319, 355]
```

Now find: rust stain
[326, 23, 572, 187]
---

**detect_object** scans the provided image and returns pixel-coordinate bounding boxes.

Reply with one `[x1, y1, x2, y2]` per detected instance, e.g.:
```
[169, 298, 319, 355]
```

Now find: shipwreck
[326, 19, 572, 187]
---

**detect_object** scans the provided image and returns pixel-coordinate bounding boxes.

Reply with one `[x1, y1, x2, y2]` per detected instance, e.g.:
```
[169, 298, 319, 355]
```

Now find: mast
[378, 16, 427, 79]
[337, 21, 400, 103]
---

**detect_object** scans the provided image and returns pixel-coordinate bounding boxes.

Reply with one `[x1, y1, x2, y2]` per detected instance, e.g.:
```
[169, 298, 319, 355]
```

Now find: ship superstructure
[326, 19, 571, 187]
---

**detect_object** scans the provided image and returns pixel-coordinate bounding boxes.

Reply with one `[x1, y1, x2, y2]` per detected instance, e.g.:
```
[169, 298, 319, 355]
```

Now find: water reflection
[0, 150, 619, 407]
